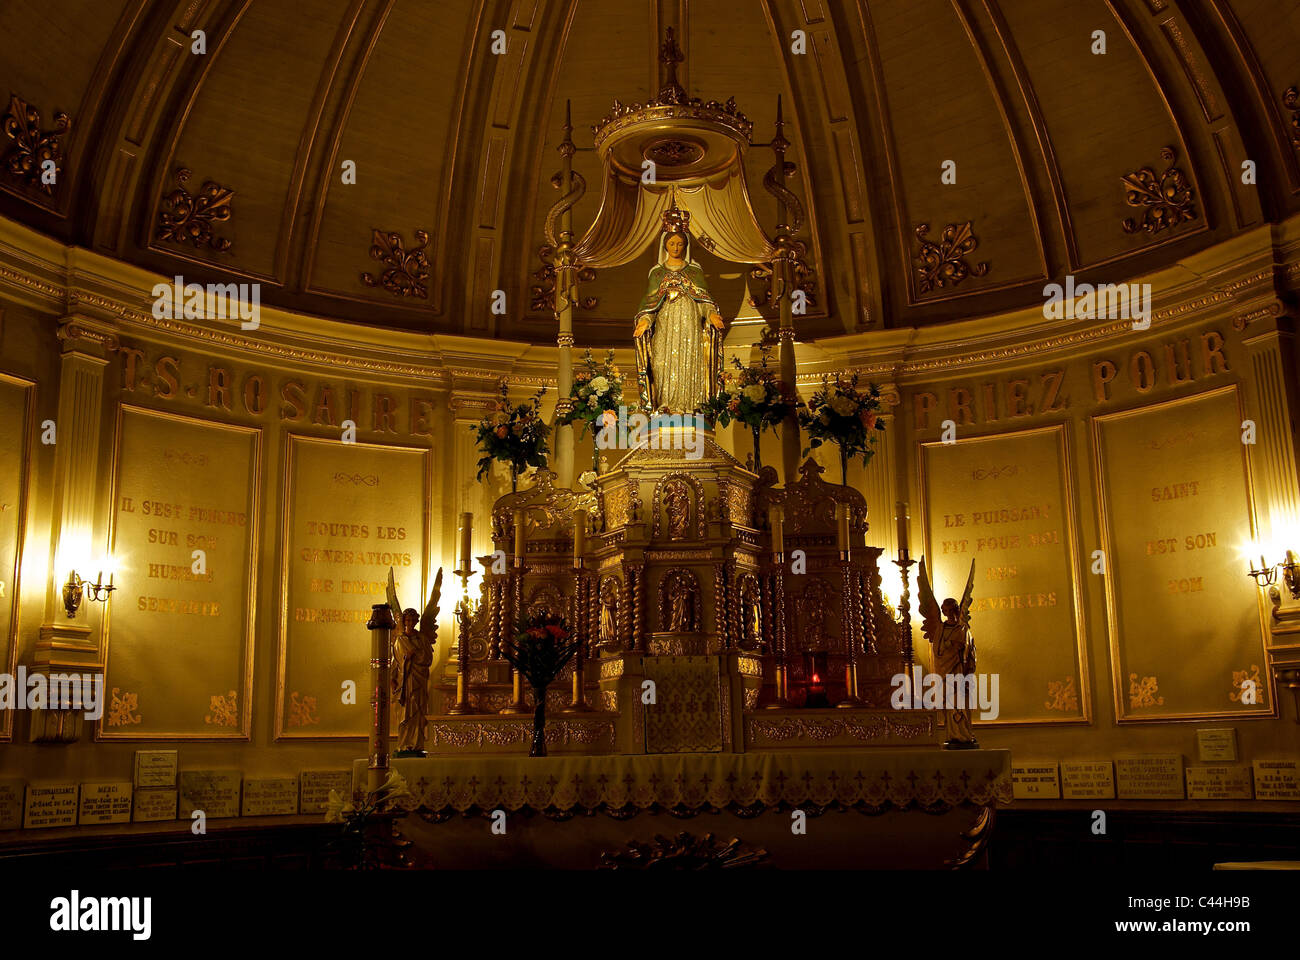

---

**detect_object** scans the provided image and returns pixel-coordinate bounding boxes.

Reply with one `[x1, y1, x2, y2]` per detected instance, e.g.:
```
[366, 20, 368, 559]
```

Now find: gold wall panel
[919, 425, 1089, 724]
[100, 405, 262, 739]
[0, 373, 35, 741]
[277, 436, 430, 739]
[1092, 386, 1271, 721]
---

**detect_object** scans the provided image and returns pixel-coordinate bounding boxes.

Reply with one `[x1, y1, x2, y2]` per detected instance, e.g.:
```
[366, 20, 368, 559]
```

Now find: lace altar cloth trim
[352, 750, 1013, 814]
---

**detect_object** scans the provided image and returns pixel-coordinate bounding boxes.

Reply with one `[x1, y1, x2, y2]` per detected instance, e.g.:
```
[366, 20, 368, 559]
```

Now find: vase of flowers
[798, 370, 887, 485]
[701, 350, 797, 472]
[500, 614, 581, 757]
[323, 769, 412, 870]
[473, 379, 551, 493]
[556, 349, 624, 474]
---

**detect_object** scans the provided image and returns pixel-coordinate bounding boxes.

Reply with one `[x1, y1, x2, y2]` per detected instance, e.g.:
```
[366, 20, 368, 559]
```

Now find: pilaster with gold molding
[1241, 313, 1300, 718]
[30, 316, 117, 743]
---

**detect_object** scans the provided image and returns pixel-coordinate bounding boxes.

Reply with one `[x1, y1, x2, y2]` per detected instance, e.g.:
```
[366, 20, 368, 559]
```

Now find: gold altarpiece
[429, 440, 935, 755]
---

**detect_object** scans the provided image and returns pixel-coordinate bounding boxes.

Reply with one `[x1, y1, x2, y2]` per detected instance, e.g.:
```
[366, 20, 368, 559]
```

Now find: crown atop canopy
[662, 204, 690, 235]
[590, 28, 753, 183]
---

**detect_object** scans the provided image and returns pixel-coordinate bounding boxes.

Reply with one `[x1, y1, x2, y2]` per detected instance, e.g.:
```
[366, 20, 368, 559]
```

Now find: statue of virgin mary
[632, 212, 726, 413]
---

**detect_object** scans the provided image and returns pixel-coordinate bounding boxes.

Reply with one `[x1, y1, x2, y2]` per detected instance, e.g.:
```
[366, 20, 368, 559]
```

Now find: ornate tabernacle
[429, 430, 934, 754]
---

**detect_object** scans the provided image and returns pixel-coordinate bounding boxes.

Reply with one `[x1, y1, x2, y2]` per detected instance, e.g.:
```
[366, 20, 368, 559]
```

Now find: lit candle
[769, 506, 784, 557]
[513, 509, 526, 562]
[896, 502, 910, 559]
[573, 507, 586, 566]
[458, 512, 473, 572]
[837, 504, 850, 555]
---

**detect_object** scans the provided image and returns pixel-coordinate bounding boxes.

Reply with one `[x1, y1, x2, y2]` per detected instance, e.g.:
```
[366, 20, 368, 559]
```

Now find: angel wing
[957, 560, 976, 628]
[916, 557, 943, 647]
[418, 568, 444, 646]
[386, 567, 402, 629]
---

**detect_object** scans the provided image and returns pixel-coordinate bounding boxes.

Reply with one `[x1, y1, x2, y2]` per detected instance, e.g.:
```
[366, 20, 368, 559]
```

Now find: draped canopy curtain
[572, 168, 775, 270]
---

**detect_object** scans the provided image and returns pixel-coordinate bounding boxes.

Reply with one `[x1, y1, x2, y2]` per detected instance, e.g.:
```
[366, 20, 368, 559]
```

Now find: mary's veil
[652, 230, 699, 272]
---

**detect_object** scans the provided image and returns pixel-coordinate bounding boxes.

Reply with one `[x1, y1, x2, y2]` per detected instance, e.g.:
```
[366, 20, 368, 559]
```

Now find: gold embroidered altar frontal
[351, 749, 1012, 814]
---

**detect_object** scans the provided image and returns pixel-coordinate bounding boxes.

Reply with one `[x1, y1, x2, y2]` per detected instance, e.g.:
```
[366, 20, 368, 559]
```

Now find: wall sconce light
[63, 570, 114, 618]
[1281, 550, 1300, 600]
[1247, 554, 1278, 589]
[1247, 548, 1300, 605]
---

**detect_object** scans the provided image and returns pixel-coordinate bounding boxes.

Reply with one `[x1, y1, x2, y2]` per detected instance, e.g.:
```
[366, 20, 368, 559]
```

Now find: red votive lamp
[802, 650, 829, 708]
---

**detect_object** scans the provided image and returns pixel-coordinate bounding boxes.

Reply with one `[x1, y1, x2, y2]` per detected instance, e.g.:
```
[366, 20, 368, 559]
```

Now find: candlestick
[458, 512, 473, 572]
[572, 507, 586, 568]
[837, 504, 850, 557]
[896, 501, 909, 558]
[447, 566, 475, 715]
[513, 508, 526, 564]
[769, 505, 784, 558]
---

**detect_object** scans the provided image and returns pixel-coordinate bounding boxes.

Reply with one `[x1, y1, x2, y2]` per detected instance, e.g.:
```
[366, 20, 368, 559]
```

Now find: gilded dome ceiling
[2, 0, 1299, 346]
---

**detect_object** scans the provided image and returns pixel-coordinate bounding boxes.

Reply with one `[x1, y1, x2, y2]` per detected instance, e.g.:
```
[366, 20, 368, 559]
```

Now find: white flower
[587, 395, 599, 408]
[590, 376, 609, 394]
[829, 395, 856, 417]
[742, 384, 766, 404]
[323, 789, 354, 823]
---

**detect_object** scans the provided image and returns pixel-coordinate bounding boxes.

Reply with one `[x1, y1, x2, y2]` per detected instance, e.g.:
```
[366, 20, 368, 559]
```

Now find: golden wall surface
[1, 212, 1298, 809]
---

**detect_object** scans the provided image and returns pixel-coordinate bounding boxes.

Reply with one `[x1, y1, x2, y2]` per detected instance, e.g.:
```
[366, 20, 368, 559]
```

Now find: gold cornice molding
[800, 223, 1292, 381]
[2, 213, 1298, 388]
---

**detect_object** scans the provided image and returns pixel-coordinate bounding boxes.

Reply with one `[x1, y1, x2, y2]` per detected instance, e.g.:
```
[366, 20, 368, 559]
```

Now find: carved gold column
[30, 319, 116, 743]
[714, 564, 730, 649]
[629, 561, 646, 653]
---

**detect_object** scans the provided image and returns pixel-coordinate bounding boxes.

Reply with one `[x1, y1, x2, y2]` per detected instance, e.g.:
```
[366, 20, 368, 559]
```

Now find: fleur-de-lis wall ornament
[156, 167, 234, 251]
[1121, 146, 1197, 235]
[1, 94, 70, 196]
[913, 221, 989, 294]
[361, 227, 430, 298]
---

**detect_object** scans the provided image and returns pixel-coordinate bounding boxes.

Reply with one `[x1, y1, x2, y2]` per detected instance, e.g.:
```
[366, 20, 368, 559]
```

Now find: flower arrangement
[798, 370, 887, 485]
[701, 349, 797, 472]
[473, 379, 551, 492]
[556, 349, 625, 473]
[323, 769, 412, 870]
[500, 613, 581, 757]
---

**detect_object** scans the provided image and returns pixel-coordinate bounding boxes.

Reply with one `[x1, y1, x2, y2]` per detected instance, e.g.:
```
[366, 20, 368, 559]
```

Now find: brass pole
[366, 602, 395, 794]
[555, 99, 577, 489]
[772, 95, 800, 486]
